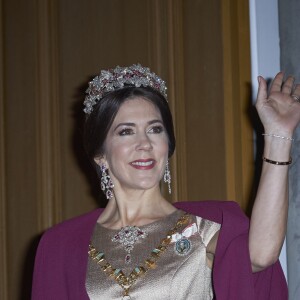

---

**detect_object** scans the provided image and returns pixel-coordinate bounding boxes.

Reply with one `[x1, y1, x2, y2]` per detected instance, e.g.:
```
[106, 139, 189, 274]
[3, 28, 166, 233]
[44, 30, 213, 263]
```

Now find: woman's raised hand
[256, 72, 300, 136]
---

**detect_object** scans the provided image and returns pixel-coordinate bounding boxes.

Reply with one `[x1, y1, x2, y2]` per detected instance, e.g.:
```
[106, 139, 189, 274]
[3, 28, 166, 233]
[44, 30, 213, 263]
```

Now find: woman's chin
[121, 181, 160, 192]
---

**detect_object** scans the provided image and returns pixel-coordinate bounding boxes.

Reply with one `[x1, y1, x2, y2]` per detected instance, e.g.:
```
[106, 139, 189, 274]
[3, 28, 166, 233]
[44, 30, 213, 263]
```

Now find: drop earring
[164, 160, 172, 194]
[100, 164, 114, 199]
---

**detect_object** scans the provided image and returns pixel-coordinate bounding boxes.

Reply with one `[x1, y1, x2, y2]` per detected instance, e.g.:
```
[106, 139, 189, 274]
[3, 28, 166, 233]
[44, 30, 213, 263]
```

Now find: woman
[32, 64, 300, 299]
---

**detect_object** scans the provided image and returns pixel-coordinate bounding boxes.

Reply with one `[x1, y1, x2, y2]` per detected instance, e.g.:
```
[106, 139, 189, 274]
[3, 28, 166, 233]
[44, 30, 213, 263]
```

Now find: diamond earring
[163, 160, 171, 194]
[100, 164, 114, 199]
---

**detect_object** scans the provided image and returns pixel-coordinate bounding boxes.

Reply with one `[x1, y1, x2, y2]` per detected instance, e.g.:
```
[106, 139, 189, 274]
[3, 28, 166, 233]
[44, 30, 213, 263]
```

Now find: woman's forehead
[113, 98, 162, 123]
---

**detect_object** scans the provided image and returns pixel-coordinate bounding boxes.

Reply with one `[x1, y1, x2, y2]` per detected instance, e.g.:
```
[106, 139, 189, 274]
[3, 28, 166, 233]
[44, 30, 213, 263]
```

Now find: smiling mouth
[130, 159, 156, 169]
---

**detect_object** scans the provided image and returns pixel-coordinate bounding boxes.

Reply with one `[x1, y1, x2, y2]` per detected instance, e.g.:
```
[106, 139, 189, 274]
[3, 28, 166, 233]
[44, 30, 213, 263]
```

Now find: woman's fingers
[256, 76, 268, 105]
[291, 84, 300, 102]
[269, 72, 284, 93]
[282, 76, 295, 94]
[257, 72, 300, 106]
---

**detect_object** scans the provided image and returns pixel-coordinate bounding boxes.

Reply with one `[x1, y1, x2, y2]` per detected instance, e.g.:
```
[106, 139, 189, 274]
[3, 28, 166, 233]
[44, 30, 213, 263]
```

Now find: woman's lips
[130, 159, 156, 170]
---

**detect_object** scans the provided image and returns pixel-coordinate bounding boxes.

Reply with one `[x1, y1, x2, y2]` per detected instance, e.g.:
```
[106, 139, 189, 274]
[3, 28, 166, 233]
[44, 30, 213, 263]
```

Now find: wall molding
[0, 0, 8, 297]
[147, 0, 188, 202]
[166, 0, 188, 202]
[222, 0, 253, 210]
[35, 0, 62, 230]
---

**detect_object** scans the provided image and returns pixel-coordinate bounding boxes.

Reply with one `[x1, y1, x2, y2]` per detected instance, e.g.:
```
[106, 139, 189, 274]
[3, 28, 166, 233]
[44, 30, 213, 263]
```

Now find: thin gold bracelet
[263, 157, 292, 165]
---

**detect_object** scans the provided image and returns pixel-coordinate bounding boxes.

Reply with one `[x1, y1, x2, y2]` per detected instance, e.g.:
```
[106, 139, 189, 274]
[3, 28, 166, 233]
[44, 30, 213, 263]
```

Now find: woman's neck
[97, 188, 176, 229]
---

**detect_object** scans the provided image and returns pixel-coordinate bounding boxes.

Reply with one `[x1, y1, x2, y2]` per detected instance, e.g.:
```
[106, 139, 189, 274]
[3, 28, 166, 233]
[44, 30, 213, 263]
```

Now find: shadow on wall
[19, 234, 42, 300]
[71, 77, 108, 208]
[245, 78, 273, 217]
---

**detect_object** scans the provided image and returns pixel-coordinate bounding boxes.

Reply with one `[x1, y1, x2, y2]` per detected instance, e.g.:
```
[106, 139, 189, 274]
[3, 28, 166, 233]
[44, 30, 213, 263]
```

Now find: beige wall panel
[3, 1, 39, 299]
[0, 0, 7, 298]
[221, 0, 253, 211]
[58, 0, 155, 220]
[183, 0, 227, 201]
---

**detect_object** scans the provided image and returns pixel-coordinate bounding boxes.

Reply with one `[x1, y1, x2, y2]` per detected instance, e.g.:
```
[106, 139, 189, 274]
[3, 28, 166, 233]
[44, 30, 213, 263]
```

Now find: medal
[171, 222, 197, 255]
[175, 238, 191, 255]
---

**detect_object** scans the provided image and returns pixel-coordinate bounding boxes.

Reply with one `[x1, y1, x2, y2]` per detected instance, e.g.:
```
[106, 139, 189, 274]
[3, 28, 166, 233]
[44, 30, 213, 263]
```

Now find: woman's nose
[136, 133, 153, 151]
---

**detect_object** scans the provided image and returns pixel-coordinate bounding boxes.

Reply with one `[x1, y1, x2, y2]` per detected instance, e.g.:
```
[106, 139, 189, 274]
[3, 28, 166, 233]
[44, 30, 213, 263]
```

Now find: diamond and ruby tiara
[83, 64, 168, 114]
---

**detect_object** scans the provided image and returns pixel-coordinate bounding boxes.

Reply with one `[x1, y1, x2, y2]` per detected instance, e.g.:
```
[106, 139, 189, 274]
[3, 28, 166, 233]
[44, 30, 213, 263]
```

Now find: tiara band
[83, 64, 168, 114]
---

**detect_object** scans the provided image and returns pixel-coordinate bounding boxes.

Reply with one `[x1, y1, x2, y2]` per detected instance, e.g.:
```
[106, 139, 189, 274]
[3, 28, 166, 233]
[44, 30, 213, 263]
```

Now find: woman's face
[99, 97, 169, 192]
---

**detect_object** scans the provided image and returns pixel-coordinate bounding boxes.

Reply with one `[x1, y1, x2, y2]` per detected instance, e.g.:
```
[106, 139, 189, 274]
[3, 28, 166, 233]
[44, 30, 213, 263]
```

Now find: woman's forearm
[249, 135, 292, 272]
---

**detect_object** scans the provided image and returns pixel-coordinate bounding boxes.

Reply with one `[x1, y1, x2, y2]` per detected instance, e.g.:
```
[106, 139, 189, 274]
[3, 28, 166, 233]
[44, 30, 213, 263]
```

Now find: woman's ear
[94, 155, 106, 167]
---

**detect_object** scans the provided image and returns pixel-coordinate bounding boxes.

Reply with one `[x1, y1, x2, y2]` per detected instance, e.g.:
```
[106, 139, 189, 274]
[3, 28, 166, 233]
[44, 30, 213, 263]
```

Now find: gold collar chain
[88, 212, 190, 299]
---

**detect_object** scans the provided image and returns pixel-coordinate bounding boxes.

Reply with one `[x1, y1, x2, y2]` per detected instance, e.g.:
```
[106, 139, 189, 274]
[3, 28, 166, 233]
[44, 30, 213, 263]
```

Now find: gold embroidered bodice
[86, 210, 220, 300]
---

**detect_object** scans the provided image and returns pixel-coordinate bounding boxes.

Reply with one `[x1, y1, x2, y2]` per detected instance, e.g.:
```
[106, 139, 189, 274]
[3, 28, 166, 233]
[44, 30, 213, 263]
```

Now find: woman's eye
[118, 128, 134, 136]
[148, 125, 164, 134]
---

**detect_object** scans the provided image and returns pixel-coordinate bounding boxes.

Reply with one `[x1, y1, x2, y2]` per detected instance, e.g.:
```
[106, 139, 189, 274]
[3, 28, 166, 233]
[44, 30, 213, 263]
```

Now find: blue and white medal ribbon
[171, 223, 198, 255]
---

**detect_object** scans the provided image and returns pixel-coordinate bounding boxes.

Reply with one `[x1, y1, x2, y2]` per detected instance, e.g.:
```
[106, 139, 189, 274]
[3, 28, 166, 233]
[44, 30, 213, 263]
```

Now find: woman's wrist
[262, 156, 292, 166]
[262, 133, 294, 141]
[263, 135, 292, 161]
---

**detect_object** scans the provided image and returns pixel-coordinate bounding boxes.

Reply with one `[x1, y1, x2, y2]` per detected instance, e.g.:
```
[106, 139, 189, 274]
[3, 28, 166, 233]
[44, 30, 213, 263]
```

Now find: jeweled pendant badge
[171, 222, 198, 256]
[175, 238, 191, 255]
[112, 226, 147, 264]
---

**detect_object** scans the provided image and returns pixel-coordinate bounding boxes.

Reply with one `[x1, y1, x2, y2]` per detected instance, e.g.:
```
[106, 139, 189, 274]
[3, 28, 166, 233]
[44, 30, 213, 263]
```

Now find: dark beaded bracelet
[263, 157, 292, 165]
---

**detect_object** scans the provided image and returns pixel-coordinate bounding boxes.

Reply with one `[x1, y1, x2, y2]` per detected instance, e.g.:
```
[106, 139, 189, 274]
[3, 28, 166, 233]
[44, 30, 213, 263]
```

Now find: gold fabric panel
[86, 210, 220, 299]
